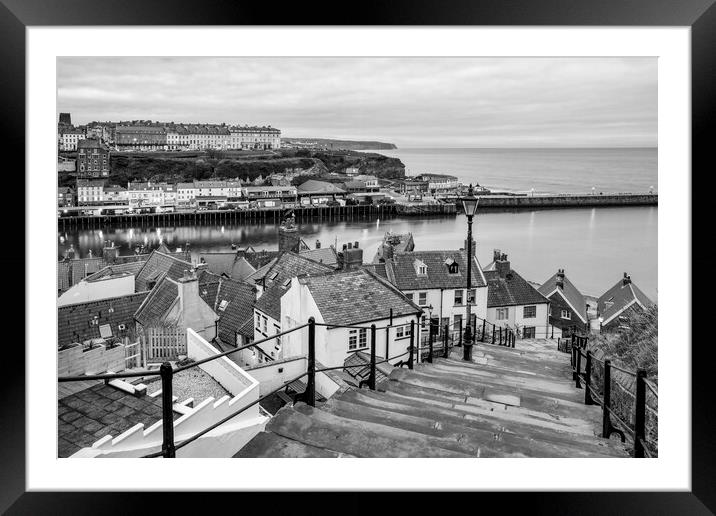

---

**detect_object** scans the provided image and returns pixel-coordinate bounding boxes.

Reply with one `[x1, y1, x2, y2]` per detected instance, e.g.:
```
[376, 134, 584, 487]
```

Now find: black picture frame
[3, 0, 710, 512]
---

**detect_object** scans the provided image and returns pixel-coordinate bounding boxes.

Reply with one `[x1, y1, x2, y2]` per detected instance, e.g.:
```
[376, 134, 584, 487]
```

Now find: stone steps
[235, 339, 629, 458]
[337, 388, 627, 456]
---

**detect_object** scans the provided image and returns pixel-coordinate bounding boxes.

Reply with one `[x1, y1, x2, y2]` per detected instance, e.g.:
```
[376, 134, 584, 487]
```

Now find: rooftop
[58, 383, 168, 458]
[538, 270, 588, 323]
[299, 268, 422, 326]
[252, 252, 334, 320]
[597, 274, 653, 324]
[57, 292, 149, 348]
[384, 250, 487, 291]
[134, 250, 193, 292]
[484, 267, 549, 308]
[297, 180, 346, 194]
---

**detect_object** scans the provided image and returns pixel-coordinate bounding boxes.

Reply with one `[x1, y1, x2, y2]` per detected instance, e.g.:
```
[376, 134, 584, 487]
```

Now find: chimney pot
[354, 241, 359, 249]
[347, 242, 352, 249]
[315, 240, 321, 249]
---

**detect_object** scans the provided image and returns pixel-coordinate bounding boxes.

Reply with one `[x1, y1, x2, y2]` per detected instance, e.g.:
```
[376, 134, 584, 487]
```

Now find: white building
[280, 268, 423, 369]
[76, 178, 105, 205]
[176, 180, 244, 206]
[244, 252, 334, 367]
[370, 247, 489, 336]
[229, 125, 281, 150]
[483, 252, 551, 339]
[127, 182, 177, 208]
[59, 129, 86, 151]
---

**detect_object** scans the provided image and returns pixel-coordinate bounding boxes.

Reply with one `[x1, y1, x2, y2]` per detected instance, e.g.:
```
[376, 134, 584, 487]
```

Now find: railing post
[385, 326, 390, 361]
[492, 325, 496, 344]
[499, 327, 503, 346]
[160, 362, 176, 458]
[634, 368, 647, 458]
[602, 359, 612, 438]
[408, 319, 415, 370]
[444, 324, 449, 358]
[427, 322, 434, 363]
[458, 319, 463, 347]
[306, 317, 316, 406]
[571, 342, 577, 379]
[369, 324, 377, 390]
[584, 350, 593, 405]
[575, 345, 582, 388]
[481, 319, 486, 342]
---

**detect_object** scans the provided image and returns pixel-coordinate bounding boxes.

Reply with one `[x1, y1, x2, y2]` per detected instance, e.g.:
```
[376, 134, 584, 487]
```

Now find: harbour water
[57, 147, 658, 301]
[58, 206, 658, 301]
[367, 147, 658, 195]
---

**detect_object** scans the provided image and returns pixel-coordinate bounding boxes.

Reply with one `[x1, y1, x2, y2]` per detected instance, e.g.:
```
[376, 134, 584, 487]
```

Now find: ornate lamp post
[461, 184, 479, 361]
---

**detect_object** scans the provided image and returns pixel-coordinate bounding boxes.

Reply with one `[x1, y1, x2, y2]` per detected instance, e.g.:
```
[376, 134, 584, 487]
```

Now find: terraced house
[538, 268, 589, 337]
[483, 250, 550, 339]
[368, 243, 488, 336]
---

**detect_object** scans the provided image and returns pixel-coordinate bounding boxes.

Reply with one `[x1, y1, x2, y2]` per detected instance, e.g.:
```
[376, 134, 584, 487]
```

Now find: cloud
[57, 57, 657, 148]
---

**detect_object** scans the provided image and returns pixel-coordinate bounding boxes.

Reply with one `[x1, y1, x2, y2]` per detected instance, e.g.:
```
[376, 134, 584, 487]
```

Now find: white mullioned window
[496, 308, 509, 320]
[418, 292, 428, 306]
[523, 305, 537, 318]
[561, 309, 571, 320]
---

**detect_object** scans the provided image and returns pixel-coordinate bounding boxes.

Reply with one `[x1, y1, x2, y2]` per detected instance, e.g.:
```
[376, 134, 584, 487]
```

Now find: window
[358, 328, 367, 349]
[418, 265, 427, 275]
[218, 299, 229, 311]
[395, 324, 412, 339]
[421, 316, 427, 328]
[454, 289, 463, 305]
[262, 316, 268, 332]
[523, 305, 537, 318]
[447, 262, 459, 274]
[348, 328, 367, 350]
[561, 310, 571, 320]
[453, 314, 463, 329]
[468, 289, 476, 304]
[496, 308, 509, 320]
[418, 292, 428, 306]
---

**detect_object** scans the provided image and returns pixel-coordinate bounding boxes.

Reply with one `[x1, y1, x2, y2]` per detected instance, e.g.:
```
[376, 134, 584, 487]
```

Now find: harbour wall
[57, 194, 657, 231]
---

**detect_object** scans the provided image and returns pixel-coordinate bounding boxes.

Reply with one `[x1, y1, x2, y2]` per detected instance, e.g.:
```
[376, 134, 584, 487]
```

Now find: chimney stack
[622, 272, 631, 286]
[495, 253, 510, 278]
[556, 268, 565, 289]
[278, 214, 300, 253]
[340, 242, 363, 270]
[315, 240, 321, 249]
[493, 249, 501, 262]
[103, 240, 119, 264]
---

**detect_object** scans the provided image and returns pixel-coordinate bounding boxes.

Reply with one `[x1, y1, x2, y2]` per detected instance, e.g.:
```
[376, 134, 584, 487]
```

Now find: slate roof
[199, 274, 256, 346]
[297, 180, 346, 194]
[241, 249, 280, 270]
[57, 383, 173, 458]
[58, 292, 149, 348]
[300, 268, 423, 326]
[362, 262, 388, 280]
[84, 261, 145, 282]
[484, 269, 549, 308]
[252, 252, 334, 320]
[299, 247, 339, 268]
[538, 271, 588, 323]
[383, 250, 487, 290]
[343, 351, 393, 385]
[134, 277, 180, 327]
[134, 251, 193, 292]
[597, 276, 653, 324]
[199, 252, 257, 281]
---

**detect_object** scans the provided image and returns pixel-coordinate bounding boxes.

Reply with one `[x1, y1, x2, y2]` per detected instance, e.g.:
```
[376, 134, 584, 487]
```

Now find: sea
[58, 147, 658, 301]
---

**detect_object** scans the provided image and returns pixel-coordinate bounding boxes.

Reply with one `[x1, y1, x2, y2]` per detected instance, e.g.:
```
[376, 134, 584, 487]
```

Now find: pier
[57, 193, 656, 231]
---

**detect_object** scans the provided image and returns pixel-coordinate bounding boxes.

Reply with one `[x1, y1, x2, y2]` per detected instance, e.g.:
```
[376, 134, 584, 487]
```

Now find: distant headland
[281, 137, 397, 151]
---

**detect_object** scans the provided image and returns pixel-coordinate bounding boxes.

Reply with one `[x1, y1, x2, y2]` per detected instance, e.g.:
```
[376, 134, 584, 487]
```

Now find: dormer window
[414, 259, 427, 276]
[446, 259, 459, 274]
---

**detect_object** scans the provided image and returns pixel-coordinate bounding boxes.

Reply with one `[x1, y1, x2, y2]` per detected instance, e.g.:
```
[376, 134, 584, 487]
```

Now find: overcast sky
[57, 57, 656, 148]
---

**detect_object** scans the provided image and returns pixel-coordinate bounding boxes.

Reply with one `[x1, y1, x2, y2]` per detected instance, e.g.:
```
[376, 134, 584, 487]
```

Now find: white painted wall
[486, 303, 550, 339]
[58, 275, 135, 307]
[403, 285, 488, 329]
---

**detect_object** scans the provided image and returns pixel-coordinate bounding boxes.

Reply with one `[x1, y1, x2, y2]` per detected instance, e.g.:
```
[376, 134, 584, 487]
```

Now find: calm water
[366, 147, 657, 195]
[58, 207, 658, 301]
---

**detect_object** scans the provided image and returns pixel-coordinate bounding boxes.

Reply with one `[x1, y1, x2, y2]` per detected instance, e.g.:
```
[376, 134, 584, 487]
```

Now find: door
[523, 326, 536, 339]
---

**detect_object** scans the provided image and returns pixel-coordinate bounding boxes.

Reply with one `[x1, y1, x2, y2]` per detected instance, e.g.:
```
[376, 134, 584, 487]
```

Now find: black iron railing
[569, 334, 658, 458]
